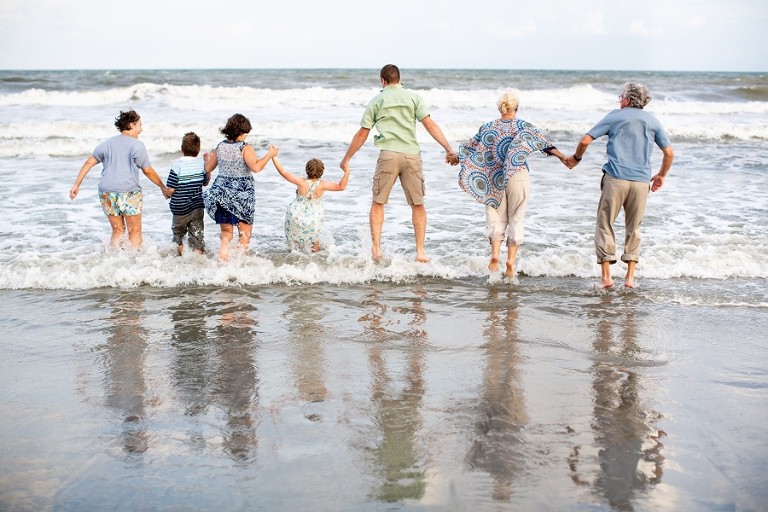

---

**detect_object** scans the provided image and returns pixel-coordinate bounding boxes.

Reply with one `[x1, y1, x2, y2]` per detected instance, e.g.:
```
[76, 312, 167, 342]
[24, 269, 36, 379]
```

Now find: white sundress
[285, 179, 324, 252]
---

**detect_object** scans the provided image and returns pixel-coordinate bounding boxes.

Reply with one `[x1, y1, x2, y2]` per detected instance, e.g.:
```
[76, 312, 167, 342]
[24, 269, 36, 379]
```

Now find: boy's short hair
[305, 158, 324, 180]
[114, 109, 140, 132]
[181, 132, 201, 157]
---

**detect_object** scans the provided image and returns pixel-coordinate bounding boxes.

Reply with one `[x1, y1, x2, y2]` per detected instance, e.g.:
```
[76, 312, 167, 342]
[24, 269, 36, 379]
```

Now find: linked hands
[564, 155, 581, 169]
[445, 151, 459, 166]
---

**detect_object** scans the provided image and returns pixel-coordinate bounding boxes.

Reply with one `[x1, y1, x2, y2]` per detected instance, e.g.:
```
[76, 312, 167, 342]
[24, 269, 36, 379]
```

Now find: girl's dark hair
[305, 158, 324, 179]
[220, 113, 252, 141]
[114, 109, 141, 132]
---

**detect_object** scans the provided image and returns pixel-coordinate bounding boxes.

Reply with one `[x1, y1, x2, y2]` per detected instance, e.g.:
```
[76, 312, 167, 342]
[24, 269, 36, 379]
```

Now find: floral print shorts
[99, 190, 143, 216]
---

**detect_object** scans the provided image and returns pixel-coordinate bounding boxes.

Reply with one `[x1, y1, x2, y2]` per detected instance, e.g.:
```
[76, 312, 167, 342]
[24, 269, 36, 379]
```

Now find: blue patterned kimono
[458, 118, 555, 208]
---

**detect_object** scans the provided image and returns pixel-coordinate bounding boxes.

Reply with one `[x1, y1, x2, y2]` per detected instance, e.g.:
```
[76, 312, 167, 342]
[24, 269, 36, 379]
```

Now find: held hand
[267, 144, 279, 157]
[69, 186, 79, 200]
[445, 152, 459, 166]
[340, 157, 350, 171]
[564, 156, 580, 169]
[163, 186, 174, 199]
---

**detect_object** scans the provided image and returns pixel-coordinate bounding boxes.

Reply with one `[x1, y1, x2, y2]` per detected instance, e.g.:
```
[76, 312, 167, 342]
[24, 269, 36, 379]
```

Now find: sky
[1, 0, 766, 72]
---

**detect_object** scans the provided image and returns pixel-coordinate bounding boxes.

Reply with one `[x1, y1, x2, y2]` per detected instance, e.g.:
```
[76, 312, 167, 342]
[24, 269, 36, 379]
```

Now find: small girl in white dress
[272, 156, 349, 252]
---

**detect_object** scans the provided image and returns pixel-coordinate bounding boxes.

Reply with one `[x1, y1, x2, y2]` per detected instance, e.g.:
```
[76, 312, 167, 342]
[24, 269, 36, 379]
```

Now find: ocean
[0, 68, 767, 511]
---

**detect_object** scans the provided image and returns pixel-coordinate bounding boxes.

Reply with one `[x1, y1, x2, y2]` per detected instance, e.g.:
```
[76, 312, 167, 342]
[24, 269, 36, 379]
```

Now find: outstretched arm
[70, 155, 99, 200]
[142, 165, 173, 199]
[565, 134, 595, 169]
[244, 144, 279, 174]
[322, 165, 350, 192]
[340, 127, 370, 171]
[650, 146, 675, 192]
[272, 156, 304, 187]
[420, 115, 456, 159]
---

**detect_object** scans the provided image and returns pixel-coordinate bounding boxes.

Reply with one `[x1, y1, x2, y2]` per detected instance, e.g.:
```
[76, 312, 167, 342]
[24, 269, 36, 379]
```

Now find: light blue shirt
[588, 107, 671, 182]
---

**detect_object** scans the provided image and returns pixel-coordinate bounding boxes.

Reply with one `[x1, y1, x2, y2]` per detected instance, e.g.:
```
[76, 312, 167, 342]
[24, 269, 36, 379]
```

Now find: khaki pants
[595, 173, 650, 264]
[372, 150, 424, 206]
[485, 169, 530, 247]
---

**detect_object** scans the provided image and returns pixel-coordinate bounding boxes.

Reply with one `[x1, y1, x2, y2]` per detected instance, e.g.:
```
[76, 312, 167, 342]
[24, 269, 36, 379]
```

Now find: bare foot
[371, 247, 382, 262]
[624, 277, 635, 288]
[177, 245, 183, 256]
[312, 241, 321, 253]
[601, 277, 614, 288]
[503, 261, 516, 279]
[415, 253, 431, 263]
[488, 257, 499, 272]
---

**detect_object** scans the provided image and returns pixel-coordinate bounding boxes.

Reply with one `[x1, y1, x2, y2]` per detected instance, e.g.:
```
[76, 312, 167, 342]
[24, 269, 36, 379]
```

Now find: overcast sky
[1, 0, 766, 72]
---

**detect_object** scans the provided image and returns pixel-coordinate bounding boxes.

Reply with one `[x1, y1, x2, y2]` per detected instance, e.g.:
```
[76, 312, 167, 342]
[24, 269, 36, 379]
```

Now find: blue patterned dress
[204, 140, 255, 224]
[458, 119, 555, 208]
[284, 180, 324, 252]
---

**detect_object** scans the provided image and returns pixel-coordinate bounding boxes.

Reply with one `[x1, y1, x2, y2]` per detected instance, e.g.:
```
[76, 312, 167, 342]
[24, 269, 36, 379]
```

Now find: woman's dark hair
[220, 113, 252, 141]
[114, 110, 141, 132]
[305, 158, 325, 179]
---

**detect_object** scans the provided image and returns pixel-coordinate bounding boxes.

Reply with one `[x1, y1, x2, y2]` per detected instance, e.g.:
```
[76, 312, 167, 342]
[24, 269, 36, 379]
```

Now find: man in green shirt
[340, 64, 456, 262]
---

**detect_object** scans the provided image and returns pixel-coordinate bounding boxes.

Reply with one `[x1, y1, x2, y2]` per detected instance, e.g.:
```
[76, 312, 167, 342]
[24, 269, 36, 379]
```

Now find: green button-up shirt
[360, 84, 429, 155]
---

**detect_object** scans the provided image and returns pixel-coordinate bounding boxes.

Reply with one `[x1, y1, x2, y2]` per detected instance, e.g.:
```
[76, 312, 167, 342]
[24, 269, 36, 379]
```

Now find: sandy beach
[1, 279, 766, 511]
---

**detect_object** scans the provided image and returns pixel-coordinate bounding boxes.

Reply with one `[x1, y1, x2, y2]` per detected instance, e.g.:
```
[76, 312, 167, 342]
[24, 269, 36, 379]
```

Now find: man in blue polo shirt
[566, 82, 674, 288]
[340, 64, 456, 262]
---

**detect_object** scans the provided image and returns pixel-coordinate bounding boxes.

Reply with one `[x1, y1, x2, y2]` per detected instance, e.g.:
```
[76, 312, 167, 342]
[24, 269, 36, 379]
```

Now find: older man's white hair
[621, 82, 652, 109]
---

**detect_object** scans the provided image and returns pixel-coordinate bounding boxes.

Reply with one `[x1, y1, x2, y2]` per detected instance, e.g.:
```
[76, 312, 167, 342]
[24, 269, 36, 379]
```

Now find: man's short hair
[380, 64, 400, 85]
[181, 132, 201, 157]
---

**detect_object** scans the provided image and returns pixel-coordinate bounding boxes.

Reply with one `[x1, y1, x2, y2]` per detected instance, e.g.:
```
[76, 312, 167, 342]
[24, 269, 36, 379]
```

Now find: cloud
[488, 19, 538, 38]
[583, 11, 606, 35]
[629, 20, 661, 37]
[687, 15, 707, 27]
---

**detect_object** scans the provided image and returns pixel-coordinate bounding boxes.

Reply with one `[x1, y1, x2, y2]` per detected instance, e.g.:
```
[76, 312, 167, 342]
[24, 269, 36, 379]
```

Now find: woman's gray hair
[497, 89, 520, 115]
[621, 82, 652, 109]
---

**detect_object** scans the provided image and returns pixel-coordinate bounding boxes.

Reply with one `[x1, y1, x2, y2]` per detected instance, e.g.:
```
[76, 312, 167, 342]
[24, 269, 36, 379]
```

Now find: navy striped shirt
[166, 157, 209, 215]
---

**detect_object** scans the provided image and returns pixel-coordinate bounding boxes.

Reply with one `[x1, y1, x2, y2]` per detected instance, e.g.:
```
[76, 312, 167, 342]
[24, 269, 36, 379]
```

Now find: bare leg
[489, 240, 502, 272]
[236, 222, 252, 256]
[219, 224, 234, 262]
[312, 241, 321, 253]
[177, 245, 184, 256]
[601, 261, 614, 288]
[411, 204, 430, 263]
[504, 244, 520, 278]
[124, 214, 142, 249]
[370, 201, 384, 261]
[107, 215, 127, 249]
[624, 261, 637, 288]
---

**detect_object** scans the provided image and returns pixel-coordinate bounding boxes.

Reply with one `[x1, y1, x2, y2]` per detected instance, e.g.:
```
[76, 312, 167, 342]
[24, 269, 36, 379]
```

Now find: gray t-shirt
[93, 134, 152, 193]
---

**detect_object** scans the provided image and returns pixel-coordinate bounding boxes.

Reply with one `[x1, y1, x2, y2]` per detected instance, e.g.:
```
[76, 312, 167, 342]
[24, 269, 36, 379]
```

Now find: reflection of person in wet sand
[102, 292, 150, 456]
[466, 288, 528, 501]
[283, 289, 329, 405]
[570, 296, 665, 508]
[211, 300, 261, 463]
[359, 286, 428, 501]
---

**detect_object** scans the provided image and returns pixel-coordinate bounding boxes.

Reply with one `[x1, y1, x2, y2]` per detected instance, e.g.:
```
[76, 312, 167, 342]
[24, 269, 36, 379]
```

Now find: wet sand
[1, 279, 767, 511]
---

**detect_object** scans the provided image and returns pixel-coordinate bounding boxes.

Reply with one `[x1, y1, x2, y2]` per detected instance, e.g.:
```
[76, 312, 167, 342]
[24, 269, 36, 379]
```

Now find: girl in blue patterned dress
[204, 114, 278, 261]
[271, 156, 350, 253]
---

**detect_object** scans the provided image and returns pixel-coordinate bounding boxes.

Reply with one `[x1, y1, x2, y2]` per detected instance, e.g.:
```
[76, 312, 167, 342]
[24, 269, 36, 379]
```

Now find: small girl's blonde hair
[497, 89, 520, 115]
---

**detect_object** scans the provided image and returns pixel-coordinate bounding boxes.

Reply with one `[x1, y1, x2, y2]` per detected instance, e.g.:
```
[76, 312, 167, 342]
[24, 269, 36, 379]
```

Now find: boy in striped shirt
[166, 132, 211, 255]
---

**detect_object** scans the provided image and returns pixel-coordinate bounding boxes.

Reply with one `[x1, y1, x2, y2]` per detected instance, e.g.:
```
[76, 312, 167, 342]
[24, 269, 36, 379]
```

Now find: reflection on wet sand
[209, 298, 261, 463]
[466, 287, 528, 502]
[572, 295, 665, 510]
[283, 290, 328, 406]
[102, 292, 150, 457]
[360, 286, 428, 502]
[167, 291, 261, 464]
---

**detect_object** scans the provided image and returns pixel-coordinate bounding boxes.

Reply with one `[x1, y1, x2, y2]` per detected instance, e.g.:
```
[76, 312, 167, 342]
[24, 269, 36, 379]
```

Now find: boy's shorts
[172, 208, 205, 252]
[372, 150, 425, 206]
[100, 190, 143, 216]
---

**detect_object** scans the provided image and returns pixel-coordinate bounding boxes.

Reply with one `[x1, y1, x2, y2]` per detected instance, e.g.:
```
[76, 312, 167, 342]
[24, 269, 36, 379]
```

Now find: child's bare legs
[489, 239, 502, 272]
[236, 222, 252, 256]
[177, 245, 184, 256]
[505, 244, 520, 279]
[219, 224, 234, 262]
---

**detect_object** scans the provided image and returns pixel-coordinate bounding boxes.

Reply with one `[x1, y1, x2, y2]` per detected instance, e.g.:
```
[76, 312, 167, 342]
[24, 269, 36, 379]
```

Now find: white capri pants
[485, 168, 530, 247]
